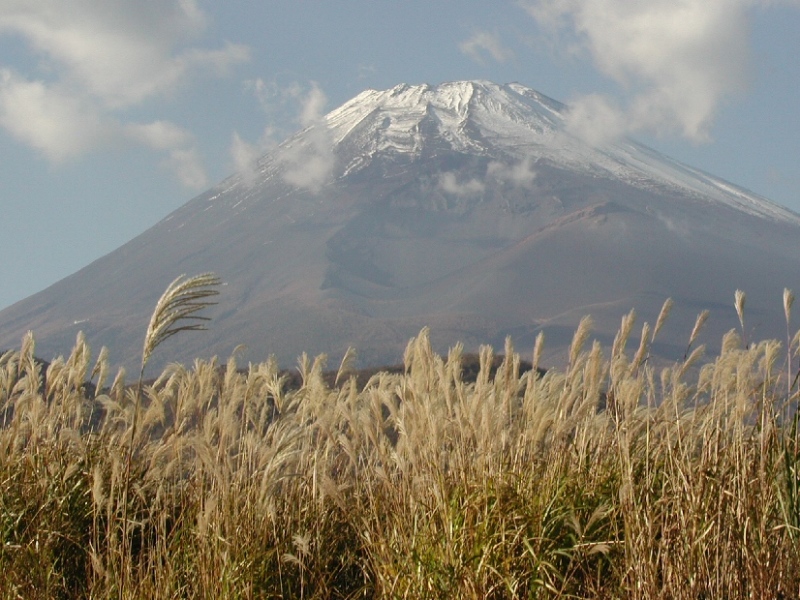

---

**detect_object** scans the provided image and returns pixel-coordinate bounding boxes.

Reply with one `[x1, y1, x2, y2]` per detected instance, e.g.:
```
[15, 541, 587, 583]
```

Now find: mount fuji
[2, 80, 800, 371]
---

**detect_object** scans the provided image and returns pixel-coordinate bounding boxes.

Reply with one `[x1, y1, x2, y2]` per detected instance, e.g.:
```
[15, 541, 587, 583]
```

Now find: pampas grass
[140, 273, 221, 375]
[124, 273, 219, 596]
[2, 288, 800, 598]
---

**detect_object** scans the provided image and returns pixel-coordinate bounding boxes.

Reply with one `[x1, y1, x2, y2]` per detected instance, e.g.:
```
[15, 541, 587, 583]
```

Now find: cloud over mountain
[459, 31, 514, 64]
[520, 0, 753, 142]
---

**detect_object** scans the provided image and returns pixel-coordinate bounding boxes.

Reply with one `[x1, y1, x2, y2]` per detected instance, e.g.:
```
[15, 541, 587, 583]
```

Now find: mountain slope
[2, 81, 799, 372]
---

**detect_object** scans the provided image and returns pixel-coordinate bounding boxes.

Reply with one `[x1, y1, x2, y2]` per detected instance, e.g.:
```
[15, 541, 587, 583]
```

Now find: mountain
[3, 80, 800, 372]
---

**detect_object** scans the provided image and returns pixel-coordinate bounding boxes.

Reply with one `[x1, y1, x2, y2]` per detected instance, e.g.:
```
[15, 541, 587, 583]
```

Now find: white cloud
[126, 119, 208, 187]
[459, 31, 514, 64]
[358, 64, 377, 80]
[275, 83, 335, 192]
[0, 68, 112, 161]
[243, 78, 328, 127]
[0, 1, 248, 108]
[238, 81, 334, 191]
[243, 78, 272, 113]
[239, 79, 332, 189]
[656, 211, 691, 239]
[163, 147, 208, 190]
[520, 0, 760, 143]
[0, 1, 247, 187]
[230, 128, 276, 185]
[125, 121, 193, 151]
[438, 172, 486, 196]
[231, 132, 258, 174]
[564, 93, 630, 145]
[281, 137, 335, 193]
[296, 83, 328, 127]
[487, 157, 537, 188]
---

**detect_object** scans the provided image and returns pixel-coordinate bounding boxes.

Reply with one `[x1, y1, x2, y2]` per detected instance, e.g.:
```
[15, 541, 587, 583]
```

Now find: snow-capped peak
[319, 80, 800, 225]
[325, 80, 565, 157]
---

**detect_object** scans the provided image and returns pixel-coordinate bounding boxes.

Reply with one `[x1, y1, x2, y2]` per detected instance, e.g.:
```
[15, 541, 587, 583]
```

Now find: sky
[1, 0, 800, 311]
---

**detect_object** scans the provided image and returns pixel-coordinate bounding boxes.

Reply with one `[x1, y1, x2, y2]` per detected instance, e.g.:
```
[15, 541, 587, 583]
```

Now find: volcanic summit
[2, 81, 799, 371]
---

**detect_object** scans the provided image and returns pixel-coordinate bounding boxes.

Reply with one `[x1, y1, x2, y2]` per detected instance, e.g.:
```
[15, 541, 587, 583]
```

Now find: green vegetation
[2, 283, 800, 598]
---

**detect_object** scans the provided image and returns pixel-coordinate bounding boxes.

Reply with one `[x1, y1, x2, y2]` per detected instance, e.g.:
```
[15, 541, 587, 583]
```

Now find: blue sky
[1, 1, 799, 311]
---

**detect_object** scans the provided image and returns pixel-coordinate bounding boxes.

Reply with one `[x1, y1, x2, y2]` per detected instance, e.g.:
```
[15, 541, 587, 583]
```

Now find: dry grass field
[2, 278, 800, 598]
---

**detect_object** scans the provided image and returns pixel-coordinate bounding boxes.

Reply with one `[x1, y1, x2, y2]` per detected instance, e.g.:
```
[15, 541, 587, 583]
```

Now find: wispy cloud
[438, 172, 486, 197]
[163, 147, 209, 190]
[0, 0, 249, 188]
[0, 1, 248, 107]
[126, 120, 210, 187]
[233, 79, 336, 191]
[125, 121, 194, 151]
[656, 212, 691, 239]
[459, 31, 514, 64]
[229, 129, 276, 186]
[563, 93, 630, 146]
[279, 83, 335, 192]
[487, 157, 537, 188]
[297, 84, 328, 127]
[0, 68, 112, 161]
[519, 0, 765, 145]
[236, 81, 335, 192]
[232, 78, 290, 183]
[358, 64, 377, 79]
[243, 77, 285, 117]
[281, 136, 335, 193]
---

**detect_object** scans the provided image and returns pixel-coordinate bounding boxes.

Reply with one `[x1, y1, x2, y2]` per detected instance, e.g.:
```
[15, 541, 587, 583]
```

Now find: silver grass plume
[643, 297, 673, 367]
[734, 289, 746, 332]
[652, 298, 674, 342]
[631, 322, 651, 371]
[685, 309, 709, 361]
[569, 315, 593, 370]
[532, 331, 544, 374]
[612, 309, 636, 359]
[141, 273, 221, 374]
[335, 347, 358, 387]
[122, 272, 220, 592]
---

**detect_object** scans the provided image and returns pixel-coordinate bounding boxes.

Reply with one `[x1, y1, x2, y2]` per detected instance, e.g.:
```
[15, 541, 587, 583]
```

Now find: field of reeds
[2, 277, 800, 598]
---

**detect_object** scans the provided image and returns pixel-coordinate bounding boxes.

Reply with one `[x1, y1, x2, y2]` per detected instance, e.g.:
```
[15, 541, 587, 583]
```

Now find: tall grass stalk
[121, 273, 220, 596]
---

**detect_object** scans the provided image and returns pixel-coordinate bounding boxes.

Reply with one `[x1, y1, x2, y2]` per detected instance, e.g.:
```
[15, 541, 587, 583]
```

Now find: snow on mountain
[321, 81, 800, 224]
